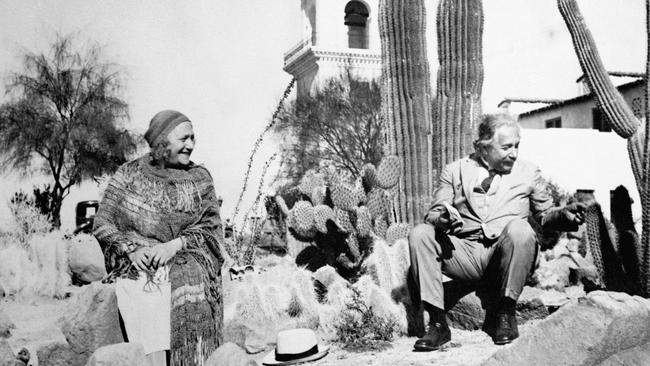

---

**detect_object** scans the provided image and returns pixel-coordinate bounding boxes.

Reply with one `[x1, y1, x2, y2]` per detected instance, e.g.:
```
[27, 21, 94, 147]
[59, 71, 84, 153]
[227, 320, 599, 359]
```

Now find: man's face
[481, 125, 520, 173]
[166, 121, 194, 167]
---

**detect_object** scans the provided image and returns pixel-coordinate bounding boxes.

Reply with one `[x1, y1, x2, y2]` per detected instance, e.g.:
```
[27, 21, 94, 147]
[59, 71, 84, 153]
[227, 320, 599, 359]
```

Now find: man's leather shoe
[492, 312, 518, 345]
[413, 321, 451, 352]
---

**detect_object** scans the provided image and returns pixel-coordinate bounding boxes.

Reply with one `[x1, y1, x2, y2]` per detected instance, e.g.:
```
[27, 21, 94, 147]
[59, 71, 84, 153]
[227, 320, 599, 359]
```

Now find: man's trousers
[408, 218, 537, 310]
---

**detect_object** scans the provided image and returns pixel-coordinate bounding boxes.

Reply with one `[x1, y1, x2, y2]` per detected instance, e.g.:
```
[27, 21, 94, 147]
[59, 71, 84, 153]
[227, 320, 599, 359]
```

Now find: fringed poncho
[93, 154, 224, 365]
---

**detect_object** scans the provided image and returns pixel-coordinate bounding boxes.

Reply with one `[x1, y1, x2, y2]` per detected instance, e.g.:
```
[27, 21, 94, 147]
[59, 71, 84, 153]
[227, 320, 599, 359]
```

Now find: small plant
[333, 286, 399, 351]
[8, 190, 53, 247]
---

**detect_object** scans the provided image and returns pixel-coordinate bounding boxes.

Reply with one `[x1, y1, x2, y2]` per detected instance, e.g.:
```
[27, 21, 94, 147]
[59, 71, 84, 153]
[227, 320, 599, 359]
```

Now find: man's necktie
[481, 170, 497, 192]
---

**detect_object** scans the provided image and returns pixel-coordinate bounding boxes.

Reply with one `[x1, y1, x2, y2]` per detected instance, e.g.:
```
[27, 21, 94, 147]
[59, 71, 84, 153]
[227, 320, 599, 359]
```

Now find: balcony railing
[284, 37, 312, 66]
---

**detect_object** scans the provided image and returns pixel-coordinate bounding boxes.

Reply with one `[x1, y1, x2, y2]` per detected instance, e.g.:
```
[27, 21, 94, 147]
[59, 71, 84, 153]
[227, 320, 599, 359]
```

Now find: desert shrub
[333, 286, 400, 351]
[0, 230, 70, 298]
[7, 191, 52, 247]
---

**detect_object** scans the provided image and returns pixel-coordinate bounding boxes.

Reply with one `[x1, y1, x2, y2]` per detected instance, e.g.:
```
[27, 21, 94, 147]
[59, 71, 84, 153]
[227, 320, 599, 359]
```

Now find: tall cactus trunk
[642, 0, 650, 297]
[434, 0, 484, 169]
[379, 0, 434, 224]
[558, 0, 650, 296]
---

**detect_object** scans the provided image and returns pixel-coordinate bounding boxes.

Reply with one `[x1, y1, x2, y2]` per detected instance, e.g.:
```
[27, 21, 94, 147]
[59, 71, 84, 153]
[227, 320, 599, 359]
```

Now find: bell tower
[284, 0, 382, 98]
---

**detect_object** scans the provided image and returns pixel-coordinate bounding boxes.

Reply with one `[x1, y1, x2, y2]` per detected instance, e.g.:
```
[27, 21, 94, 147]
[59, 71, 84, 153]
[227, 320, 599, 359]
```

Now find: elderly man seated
[409, 113, 585, 351]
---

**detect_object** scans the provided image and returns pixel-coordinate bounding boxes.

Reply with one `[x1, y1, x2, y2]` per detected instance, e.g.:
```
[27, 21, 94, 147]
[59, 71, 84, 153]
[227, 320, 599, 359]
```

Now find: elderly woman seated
[93, 110, 224, 366]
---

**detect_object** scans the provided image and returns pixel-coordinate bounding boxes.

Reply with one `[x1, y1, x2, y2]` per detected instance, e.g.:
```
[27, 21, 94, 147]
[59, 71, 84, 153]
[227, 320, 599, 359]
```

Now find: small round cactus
[376, 155, 401, 189]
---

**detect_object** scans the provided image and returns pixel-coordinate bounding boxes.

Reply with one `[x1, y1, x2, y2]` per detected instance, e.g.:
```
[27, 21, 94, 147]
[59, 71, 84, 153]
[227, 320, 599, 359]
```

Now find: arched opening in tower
[344, 1, 369, 49]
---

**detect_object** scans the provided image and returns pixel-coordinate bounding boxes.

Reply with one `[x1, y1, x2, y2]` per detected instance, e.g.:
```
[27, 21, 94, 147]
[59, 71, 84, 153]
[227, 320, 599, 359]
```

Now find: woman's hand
[149, 238, 183, 269]
[128, 247, 152, 271]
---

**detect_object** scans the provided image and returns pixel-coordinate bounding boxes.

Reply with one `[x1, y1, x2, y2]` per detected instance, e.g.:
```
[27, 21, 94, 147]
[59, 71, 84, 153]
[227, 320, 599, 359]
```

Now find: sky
[0, 0, 646, 229]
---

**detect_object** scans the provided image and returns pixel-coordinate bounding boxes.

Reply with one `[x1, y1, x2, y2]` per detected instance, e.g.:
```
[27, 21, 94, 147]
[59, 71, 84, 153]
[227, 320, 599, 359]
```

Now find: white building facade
[284, 0, 382, 98]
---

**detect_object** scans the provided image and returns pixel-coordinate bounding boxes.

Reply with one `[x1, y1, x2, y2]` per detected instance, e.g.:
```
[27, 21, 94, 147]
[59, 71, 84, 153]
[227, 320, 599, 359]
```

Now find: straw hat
[261, 329, 329, 365]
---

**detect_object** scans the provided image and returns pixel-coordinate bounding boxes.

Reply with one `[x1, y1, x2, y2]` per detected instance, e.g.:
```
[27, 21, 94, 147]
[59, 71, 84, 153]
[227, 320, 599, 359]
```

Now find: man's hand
[564, 202, 587, 225]
[425, 207, 463, 234]
[128, 247, 152, 271]
[148, 238, 183, 269]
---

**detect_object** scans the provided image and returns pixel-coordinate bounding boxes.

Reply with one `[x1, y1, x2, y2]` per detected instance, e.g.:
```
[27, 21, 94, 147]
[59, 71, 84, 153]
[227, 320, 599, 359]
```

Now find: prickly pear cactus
[284, 155, 411, 281]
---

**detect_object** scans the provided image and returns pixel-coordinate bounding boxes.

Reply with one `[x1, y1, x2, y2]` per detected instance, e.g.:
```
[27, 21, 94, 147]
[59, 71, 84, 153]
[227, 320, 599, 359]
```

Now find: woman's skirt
[115, 266, 171, 355]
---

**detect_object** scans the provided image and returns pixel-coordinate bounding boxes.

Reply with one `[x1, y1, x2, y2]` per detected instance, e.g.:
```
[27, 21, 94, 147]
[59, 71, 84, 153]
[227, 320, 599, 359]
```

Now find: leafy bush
[333, 286, 399, 351]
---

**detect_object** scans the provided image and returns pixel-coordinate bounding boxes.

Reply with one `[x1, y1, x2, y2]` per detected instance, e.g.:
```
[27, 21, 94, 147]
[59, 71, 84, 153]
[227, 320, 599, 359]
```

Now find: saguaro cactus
[434, 0, 484, 169]
[378, 0, 434, 224]
[558, 0, 650, 296]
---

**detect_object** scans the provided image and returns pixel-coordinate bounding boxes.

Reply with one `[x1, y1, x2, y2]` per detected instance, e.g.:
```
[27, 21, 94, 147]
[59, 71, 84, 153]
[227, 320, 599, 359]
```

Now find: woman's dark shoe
[492, 312, 518, 345]
[413, 321, 451, 352]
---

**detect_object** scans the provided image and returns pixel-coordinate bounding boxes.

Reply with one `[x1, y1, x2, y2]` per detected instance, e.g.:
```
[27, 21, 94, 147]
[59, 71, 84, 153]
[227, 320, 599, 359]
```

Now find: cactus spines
[379, 0, 434, 224]
[291, 201, 315, 237]
[354, 206, 373, 237]
[313, 204, 335, 234]
[386, 223, 412, 245]
[330, 182, 359, 211]
[376, 155, 401, 190]
[374, 217, 389, 238]
[354, 181, 367, 205]
[334, 207, 354, 233]
[434, 0, 484, 169]
[367, 189, 389, 221]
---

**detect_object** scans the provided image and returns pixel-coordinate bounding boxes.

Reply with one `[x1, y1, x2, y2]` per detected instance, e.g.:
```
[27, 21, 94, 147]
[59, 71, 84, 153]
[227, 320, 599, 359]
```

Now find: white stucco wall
[519, 128, 640, 224]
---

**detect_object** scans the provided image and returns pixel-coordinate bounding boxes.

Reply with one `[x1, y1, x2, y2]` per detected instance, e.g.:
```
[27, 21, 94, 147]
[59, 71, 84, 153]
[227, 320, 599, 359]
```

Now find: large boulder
[205, 342, 257, 366]
[68, 234, 107, 283]
[85, 343, 145, 366]
[482, 291, 650, 366]
[0, 311, 14, 339]
[58, 283, 124, 365]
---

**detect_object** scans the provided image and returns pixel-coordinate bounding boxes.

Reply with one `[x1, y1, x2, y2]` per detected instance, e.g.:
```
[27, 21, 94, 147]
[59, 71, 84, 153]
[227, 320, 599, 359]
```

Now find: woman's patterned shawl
[93, 154, 224, 365]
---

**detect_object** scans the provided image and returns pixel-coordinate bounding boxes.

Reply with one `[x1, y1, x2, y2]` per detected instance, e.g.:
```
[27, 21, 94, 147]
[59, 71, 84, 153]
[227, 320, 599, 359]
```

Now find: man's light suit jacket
[427, 154, 577, 241]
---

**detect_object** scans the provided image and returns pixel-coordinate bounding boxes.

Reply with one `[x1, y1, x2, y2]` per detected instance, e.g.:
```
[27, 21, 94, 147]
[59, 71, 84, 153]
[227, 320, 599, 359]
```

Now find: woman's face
[165, 121, 195, 167]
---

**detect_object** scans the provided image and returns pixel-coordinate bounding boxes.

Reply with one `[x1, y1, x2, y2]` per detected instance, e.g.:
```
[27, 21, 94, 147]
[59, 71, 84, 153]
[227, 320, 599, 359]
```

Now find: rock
[68, 234, 107, 283]
[244, 331, 268, 354]
[58, 283, 124, 365]
[36, 341, 84, 366]
[482, 291, 650, 366]
[599, 341, 650, 366]
[205, 342, 257, 366]
[446, 292, 484, 331]
[0, 282, 5, 298]
[0, 311, 15, 338]
[85, 342, 146, 366]
[515, 298, 549, 323]
[0, 339, 14, 365]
